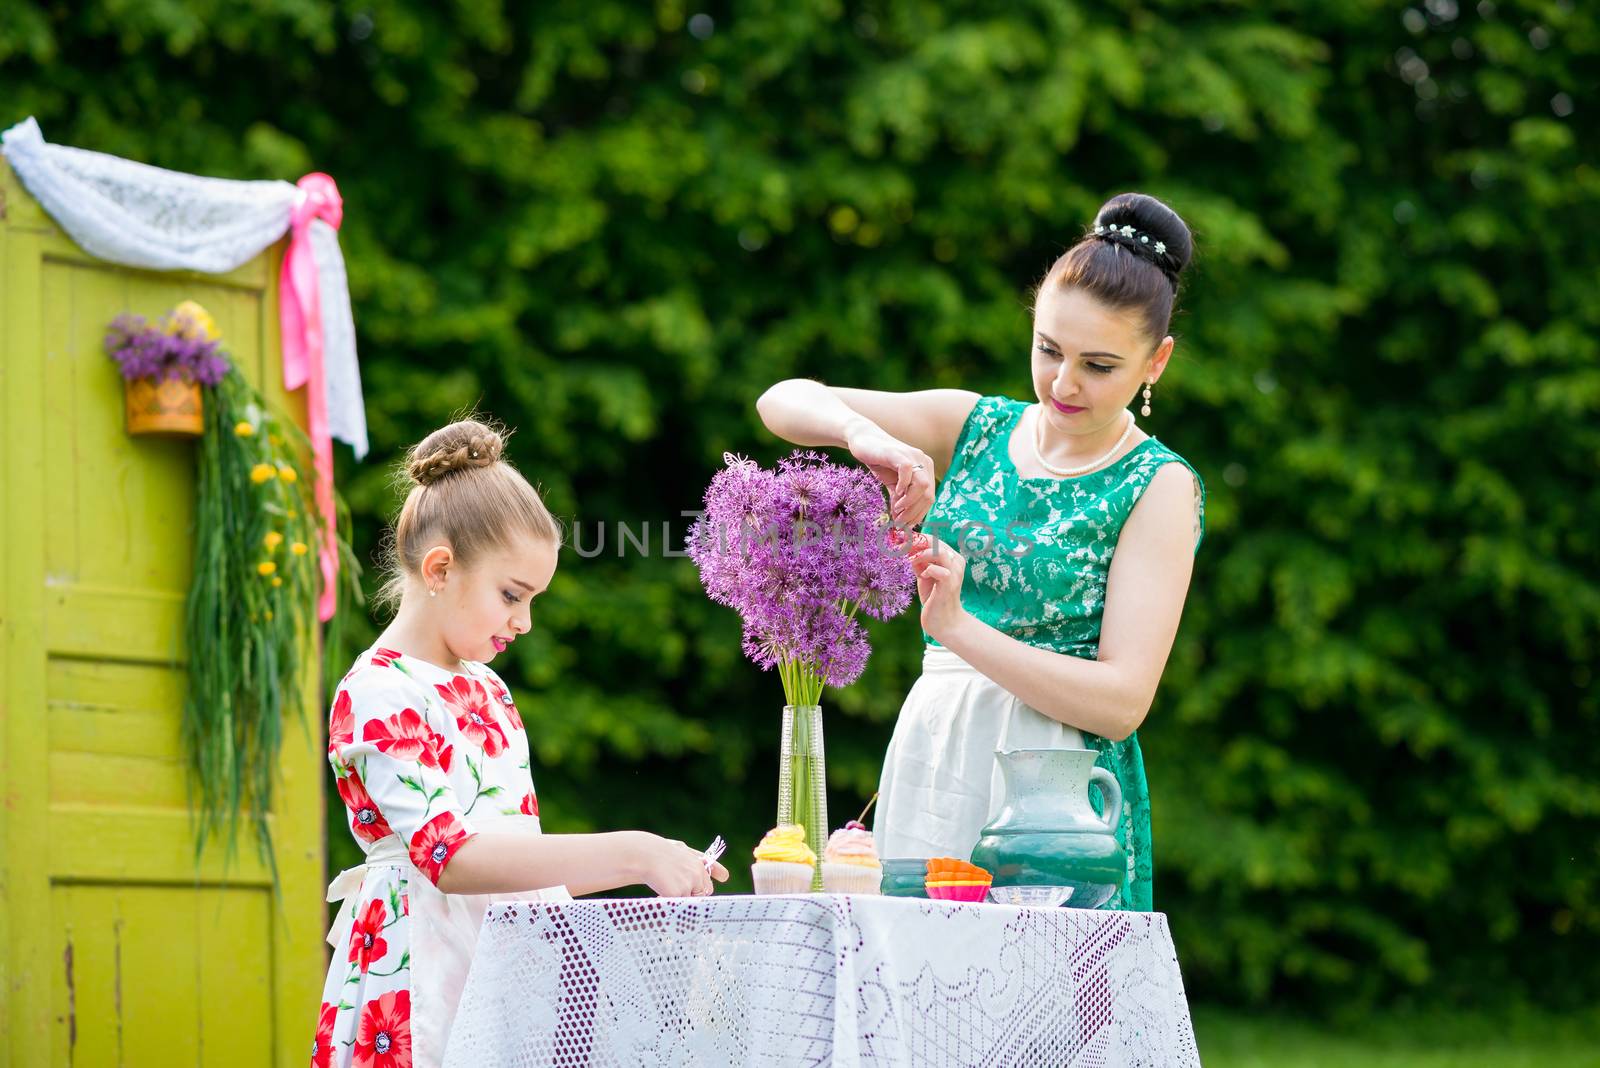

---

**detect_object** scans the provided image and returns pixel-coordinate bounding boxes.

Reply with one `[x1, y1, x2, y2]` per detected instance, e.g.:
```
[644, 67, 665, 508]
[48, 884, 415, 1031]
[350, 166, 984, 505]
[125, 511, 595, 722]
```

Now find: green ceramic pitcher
[969, 748, 1126, 908]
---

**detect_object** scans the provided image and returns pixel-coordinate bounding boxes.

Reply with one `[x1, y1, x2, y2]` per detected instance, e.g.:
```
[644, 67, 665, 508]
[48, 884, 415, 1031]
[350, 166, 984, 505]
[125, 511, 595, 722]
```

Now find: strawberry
[889, 527, 933, 557]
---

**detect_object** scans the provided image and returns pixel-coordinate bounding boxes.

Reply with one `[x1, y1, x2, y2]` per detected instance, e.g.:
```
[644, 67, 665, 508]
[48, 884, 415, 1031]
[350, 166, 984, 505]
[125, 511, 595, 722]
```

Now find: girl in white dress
[309, 418, 728, 1068]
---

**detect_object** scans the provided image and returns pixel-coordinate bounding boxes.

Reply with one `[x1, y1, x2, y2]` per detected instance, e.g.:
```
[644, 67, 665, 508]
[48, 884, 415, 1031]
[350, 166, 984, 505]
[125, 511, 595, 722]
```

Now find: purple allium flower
[688, 450, 916, 701]
[105, 310, 231, 386]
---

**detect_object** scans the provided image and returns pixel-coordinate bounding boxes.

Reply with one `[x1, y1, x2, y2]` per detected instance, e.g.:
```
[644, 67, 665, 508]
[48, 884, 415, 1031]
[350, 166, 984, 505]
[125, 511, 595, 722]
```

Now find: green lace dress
[872, 395, 1205, 911]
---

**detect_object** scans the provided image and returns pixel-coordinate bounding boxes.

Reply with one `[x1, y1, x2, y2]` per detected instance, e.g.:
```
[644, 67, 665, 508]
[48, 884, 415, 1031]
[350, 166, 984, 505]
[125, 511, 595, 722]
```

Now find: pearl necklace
[1031, 407, 1136, 477]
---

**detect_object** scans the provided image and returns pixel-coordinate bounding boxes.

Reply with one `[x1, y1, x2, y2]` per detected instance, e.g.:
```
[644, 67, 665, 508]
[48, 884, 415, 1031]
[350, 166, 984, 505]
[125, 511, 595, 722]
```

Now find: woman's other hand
[911, 536, 970, 642]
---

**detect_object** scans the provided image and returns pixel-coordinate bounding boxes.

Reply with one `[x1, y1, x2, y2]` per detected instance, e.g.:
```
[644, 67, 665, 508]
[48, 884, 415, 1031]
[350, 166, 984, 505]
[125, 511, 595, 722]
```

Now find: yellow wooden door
[1, 159, 327, 1067]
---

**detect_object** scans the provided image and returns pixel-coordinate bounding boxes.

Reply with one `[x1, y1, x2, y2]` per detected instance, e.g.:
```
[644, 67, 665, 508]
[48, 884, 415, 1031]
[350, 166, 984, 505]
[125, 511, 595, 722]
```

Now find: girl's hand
[634, 833, 730, 898]
[911, 536, 970, 643]
[846, 421, 936, 526]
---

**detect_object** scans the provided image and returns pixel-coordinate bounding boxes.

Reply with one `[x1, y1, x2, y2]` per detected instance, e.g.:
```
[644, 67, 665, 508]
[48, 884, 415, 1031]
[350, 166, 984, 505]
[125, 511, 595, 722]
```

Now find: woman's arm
[756, 380, 979, 524]
[437, 829, 728, 898]
[914, 463, 1200, 741]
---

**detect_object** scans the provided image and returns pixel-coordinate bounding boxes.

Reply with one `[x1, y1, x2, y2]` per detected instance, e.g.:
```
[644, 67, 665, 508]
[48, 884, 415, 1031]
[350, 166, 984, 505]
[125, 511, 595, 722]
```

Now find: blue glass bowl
[880, 857, 930, 898]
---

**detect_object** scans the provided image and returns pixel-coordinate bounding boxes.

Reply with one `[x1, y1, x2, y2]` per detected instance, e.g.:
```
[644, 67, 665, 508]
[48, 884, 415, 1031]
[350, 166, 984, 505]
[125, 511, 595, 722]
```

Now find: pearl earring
[1141, 381, 1153, 418]
[429, 586, 437, 598]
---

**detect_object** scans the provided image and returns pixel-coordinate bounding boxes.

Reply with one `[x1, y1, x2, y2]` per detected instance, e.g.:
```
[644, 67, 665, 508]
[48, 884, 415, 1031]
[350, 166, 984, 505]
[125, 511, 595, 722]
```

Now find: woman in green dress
[755, 193, 1205, 910]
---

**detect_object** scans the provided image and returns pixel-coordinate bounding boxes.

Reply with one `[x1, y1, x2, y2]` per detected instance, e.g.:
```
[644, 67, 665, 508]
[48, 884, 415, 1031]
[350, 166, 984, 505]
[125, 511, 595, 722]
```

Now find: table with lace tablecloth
[442, 894, 1201, 1067]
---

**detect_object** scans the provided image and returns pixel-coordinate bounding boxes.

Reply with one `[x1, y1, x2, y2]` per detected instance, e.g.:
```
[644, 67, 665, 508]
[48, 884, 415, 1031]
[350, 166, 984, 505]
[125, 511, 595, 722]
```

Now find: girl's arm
[756, 380, 979, 524]
[915, 463, 1200, 741]
[331, 671, 728, 900]
[437, 830, 727, 898]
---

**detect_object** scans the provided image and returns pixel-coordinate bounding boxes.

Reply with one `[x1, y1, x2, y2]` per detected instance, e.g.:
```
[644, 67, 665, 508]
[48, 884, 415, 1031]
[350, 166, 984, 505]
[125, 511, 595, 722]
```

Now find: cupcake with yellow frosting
[821, 821, 882, 895]
[751, 823, 816, 894]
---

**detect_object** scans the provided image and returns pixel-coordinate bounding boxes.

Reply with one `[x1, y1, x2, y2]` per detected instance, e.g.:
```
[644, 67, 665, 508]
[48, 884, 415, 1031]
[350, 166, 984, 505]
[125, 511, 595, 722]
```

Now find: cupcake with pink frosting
[821, 821, 883, 895]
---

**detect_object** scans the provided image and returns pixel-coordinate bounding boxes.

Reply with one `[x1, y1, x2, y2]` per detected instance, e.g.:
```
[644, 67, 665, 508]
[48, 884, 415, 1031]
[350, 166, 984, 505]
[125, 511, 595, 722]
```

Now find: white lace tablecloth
[443, 894, 1201, 1067]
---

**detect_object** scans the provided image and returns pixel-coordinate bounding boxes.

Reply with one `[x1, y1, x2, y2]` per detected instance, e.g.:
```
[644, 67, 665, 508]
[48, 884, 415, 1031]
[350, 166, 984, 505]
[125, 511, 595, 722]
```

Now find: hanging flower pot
[105, 302, 229, 439]
[124, 374, 204, 436]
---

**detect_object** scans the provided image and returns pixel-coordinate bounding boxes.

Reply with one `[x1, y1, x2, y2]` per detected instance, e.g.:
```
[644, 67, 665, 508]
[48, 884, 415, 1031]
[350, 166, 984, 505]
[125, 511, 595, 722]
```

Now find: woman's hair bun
[1093, 192, 1194, 282]
[405, 418, 506, 487]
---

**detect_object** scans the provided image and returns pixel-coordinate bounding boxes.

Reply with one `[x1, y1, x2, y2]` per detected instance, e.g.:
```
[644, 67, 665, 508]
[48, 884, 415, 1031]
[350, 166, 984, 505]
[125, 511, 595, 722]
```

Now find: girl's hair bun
[377, 413, 560, 614]
[405, 419, 505, 487]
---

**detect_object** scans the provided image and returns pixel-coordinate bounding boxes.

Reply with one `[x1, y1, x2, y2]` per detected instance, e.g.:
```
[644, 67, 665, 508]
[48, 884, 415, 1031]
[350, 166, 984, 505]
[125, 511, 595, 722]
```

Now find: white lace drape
[443, 895, 1202, 1067]
[1, 116, 367, 458]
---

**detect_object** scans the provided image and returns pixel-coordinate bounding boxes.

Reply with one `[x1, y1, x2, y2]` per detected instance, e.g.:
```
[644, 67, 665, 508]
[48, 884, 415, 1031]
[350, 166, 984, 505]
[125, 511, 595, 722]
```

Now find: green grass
[1193, 1005, 1600, 1067]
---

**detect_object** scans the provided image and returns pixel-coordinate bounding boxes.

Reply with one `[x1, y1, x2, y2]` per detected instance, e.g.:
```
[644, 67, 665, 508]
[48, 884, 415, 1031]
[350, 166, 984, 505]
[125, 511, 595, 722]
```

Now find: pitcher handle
[1090, 767, 1122, 831]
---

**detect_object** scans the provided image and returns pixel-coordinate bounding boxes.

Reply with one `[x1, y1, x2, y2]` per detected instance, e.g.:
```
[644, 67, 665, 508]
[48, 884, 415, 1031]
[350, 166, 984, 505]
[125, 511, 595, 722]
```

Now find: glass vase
[777, 703, 827, 891]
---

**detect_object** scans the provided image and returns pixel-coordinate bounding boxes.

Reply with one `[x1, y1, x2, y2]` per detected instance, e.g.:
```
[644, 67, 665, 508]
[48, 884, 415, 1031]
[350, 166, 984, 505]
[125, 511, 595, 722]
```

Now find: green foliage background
[5, 0, 1596, 1012]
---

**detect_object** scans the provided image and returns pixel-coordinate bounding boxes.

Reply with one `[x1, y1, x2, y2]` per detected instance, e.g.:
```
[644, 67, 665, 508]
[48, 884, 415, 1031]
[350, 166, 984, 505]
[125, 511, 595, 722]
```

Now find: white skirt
[873, 646, 1084, 860]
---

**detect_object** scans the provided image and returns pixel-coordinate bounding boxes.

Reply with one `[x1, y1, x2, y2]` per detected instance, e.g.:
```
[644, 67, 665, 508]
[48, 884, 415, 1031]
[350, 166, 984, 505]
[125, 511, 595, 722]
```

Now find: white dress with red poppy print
[311, 646, 543, 1068]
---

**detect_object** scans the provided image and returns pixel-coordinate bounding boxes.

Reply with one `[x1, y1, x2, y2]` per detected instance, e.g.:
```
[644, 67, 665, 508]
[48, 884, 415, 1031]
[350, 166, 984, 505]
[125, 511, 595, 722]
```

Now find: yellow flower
[277, 465, 298, 483]
[233, 421, 255, 437]
[250, 463, 276, 484]
[287, 509, 298, 520]
[269, 434, 283, 447]
[290, 541, 309, 556]
[271, 577, 283, 588]
[257, 561, 277, 576]
[168, 300, 220, 341]
[264, 609, 274, 621]
[263, 531, 283, 551]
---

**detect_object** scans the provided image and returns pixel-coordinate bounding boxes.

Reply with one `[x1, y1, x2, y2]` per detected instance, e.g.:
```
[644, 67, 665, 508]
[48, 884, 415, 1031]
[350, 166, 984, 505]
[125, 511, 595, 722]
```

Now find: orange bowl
[926, 883, 990, 903]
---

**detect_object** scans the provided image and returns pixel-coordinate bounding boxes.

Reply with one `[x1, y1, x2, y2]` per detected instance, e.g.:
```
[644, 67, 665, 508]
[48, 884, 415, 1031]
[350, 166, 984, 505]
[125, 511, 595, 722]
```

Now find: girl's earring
[429, 586, 438, 598]
[1141, 381, 1153, 418]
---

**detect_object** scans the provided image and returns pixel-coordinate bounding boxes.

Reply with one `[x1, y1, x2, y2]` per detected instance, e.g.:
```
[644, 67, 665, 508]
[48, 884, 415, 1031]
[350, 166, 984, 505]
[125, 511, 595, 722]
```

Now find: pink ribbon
[280, 172, 342, 623]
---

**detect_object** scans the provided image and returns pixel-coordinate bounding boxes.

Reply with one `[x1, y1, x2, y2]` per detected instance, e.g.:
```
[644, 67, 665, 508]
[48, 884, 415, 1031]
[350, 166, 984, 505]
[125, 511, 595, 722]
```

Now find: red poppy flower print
[348, 899, 390, 973]
[329, 690, 354, 752]
[311, 1001, 337, 1068]
[519, 790, 540, 818]
[435, 677, 508, 756]
[354, 990, 411, 1068]
[409, 811, 471, 885]
[362, 709, 448, 769]
[371, 647, 403, 668]
[486, 675, 524, 732]
[337, 771, 394, 843]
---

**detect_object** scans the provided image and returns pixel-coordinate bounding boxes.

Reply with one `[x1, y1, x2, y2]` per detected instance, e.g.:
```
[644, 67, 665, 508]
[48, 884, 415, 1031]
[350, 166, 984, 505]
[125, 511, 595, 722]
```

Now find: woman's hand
[911, 536, 970, 643]
[631, 833, 730, 898]
[846, 419, 936, 526]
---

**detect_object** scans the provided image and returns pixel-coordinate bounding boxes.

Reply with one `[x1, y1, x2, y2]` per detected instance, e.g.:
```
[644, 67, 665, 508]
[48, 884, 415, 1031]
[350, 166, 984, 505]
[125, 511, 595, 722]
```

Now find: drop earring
[1141, 381, 1153, 418]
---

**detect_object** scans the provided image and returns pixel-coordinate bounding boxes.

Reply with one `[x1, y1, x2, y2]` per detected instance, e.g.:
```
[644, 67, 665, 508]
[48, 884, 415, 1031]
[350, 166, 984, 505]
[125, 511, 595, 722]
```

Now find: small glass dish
[986, 885, 1074, 908]
[880, 857, 932, 898]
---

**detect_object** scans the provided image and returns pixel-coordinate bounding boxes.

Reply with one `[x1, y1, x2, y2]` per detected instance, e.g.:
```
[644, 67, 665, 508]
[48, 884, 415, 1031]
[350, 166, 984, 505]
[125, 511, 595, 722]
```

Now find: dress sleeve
[946, 395, 1004, 477]
[328, 667, 476, 886]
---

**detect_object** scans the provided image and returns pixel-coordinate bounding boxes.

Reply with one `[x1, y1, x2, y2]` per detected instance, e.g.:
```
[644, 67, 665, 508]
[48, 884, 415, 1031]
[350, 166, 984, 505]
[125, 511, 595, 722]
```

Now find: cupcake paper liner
[751, 860, 815, 895]
[822, 861, 883, 895]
